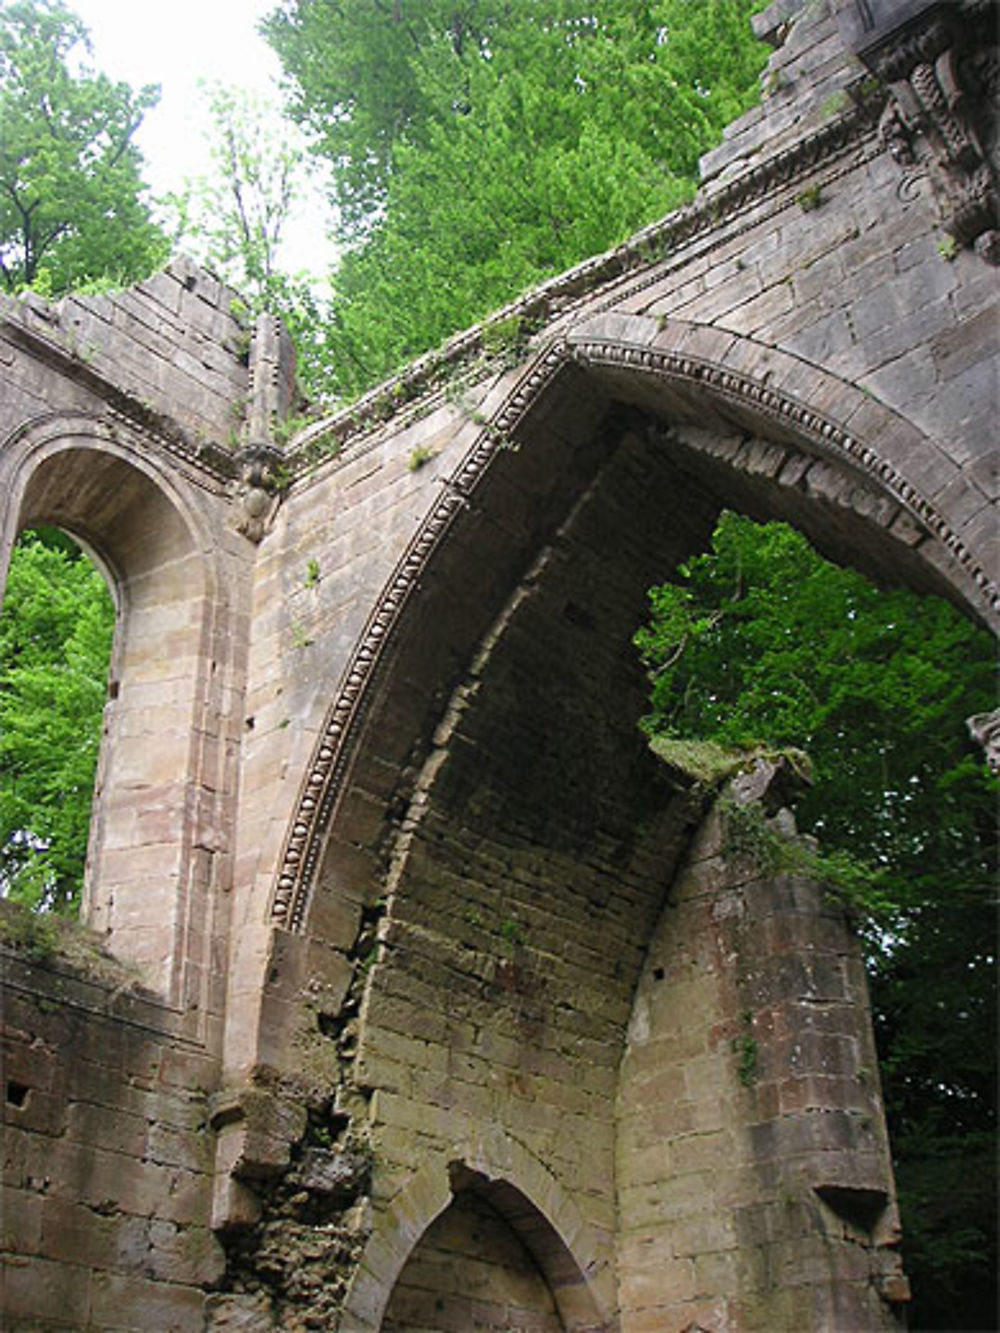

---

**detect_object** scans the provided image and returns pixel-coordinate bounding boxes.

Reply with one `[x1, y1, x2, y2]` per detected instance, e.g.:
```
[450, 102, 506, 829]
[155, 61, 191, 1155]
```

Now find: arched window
[0, 526, 116, 913]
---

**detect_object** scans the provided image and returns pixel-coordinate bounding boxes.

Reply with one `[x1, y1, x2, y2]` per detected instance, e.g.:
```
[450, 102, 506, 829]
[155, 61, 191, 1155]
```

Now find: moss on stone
[0, 899, 144, 990]
[648, 735, 811, 789]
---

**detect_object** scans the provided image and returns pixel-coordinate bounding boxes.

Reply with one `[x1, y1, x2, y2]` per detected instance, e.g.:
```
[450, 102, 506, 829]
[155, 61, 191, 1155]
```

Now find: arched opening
[0, 525, 116, 913]
[268, 329, 993, 1329]
[383, 1186, 563, 1331]
[375, 1165, 606, 1333]
[0, 418, 235, 1011]
[278, 323, 995, 936]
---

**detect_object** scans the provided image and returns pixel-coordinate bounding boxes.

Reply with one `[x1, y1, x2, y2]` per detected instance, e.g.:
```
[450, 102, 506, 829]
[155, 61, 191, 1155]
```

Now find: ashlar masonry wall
[616, 786, 903, 1333]
[1, 927, 220, 1331]
[0, 0, 996, 1328]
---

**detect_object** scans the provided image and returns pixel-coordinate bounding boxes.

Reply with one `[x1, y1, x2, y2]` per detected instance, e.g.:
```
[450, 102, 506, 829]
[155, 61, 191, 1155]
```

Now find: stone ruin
[1, 1, 997, 1328]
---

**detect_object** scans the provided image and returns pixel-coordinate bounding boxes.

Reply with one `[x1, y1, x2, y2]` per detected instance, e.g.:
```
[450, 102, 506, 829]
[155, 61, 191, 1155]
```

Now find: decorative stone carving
[853, 2, 999, 260]
[967, 708, 1000, 775]
[234, 312, 298, 541]
[234, 442, 284, 543]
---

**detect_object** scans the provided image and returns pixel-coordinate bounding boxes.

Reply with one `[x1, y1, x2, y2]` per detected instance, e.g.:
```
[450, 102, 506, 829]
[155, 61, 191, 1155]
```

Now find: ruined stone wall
[228, 0, 997, 996]
[0, 257, 246, 459]
[1, 935, 220, 1331]
[0, 260, 254, 1015]
[0, 0, 996, 1328]
[617, 793, 904, 1332]
[222, 375, 517, 1075]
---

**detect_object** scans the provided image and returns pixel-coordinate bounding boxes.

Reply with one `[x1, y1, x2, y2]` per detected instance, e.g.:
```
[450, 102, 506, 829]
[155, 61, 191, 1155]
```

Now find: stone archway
[274, 316, 995, 943]
[241, 316, 991, 1328]
[382, 1185, 565, 1332]
[1, 412, 238, 1012]
[342, 1134, 614, 1332]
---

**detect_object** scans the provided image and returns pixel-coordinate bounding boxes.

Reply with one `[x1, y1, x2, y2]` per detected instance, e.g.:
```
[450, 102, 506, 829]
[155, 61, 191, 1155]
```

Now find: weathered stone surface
[292, 1148, 370, 1200]
[2, 0, 995, 1328]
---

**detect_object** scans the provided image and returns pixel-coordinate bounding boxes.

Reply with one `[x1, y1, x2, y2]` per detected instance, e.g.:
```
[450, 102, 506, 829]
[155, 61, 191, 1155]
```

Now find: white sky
[70, 0, 337, 278]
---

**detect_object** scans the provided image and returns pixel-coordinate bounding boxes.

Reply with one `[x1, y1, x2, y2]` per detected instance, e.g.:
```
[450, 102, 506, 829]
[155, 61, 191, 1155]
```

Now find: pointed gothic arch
[271, 316, 995, 940]
[342, 1133, 614, 1331]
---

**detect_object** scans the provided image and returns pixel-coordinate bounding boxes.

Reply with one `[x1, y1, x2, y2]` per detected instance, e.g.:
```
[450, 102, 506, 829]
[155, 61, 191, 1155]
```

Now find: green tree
[0, 0, 168, 294]
[0, 530, 116, 912]
[635, 511, 998, 1329]
[170, 81, 333, 399]
[265, 0, 769, 396]
[172, 83, 312, 298]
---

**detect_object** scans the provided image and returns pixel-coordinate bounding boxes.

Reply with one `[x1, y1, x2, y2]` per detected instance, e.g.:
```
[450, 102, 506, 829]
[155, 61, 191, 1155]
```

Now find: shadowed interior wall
[382, 1190, 562, 1332]
[345, 411, 907, 1327]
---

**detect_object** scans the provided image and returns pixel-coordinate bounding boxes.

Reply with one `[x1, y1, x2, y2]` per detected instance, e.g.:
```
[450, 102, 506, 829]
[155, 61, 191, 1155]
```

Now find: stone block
[618, 1252, 696, 1309]
[39, 1197, 148, 1274]
[2, 1253, 92, 1327]
[89, 1270, 206, 1331]
[147, 1122, 213, 1174]
[3, 1084, 67, 1138]
[1, 1186, 42, 1255]
[157, 1046, 217, 1095]
[65, 1102, 148, 1158]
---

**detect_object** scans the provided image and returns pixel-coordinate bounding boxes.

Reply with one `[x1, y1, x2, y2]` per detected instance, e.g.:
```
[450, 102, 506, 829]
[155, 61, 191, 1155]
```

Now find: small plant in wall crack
[721, 799, 787, 874]
[937, 234, 959, 261]
[795, 184, 822, 212]
[408, 444, 439, 471]
[289, 621, 314, 650]
[499, 917, 525, 953]
[304, 558, 320, 588]
[720, 799, 893, 926]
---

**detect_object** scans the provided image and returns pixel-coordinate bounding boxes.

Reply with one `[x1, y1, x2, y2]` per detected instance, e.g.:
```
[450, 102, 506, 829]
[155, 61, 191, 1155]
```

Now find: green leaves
[167, 81, 333, 397]
[265, 0, 769, 398]
[636, 512, 997, 855]
[0, 530, 115, 911]
[171, 83, 315, 295]
[637, 512, 998, 1326]
[0, 0, 168, 293]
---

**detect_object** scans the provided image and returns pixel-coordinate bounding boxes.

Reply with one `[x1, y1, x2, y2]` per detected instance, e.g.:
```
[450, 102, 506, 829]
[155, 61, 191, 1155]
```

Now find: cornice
[282, 87, 885, 482]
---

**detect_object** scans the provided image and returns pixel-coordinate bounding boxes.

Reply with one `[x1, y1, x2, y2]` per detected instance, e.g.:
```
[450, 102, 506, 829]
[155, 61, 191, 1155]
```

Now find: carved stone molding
[269, 336, 994, 932]
[281, 98, 881, 480]
[269, 345, 567, 928]
[967, 708, 1000, 775]
[857, 3, 999, 260]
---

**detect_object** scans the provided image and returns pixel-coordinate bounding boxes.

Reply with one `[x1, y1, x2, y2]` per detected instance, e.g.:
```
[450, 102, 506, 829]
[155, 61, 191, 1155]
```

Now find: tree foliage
[265, 0, 769, 396]
[174, 84, 307, 295]
[169, 81, 331, 397]
[636, 511, 998, 1328]
[0, 0, 168, 294]
[0, 531, 115, 912]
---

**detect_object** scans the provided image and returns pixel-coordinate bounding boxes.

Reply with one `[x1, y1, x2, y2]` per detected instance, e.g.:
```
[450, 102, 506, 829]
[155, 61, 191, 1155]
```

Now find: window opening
[0, 526, 116, 914]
